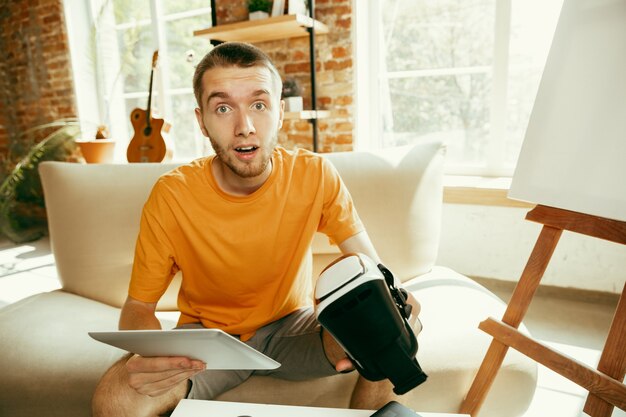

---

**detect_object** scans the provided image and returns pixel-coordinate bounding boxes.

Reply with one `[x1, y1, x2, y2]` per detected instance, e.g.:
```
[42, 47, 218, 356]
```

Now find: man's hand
[117, 297, 206, 397]
[321, 328, 355, 373]
[125, 354, 206, 397]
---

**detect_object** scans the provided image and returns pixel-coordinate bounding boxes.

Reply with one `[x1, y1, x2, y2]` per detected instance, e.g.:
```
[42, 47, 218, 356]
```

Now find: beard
[209, 134, 278, 179]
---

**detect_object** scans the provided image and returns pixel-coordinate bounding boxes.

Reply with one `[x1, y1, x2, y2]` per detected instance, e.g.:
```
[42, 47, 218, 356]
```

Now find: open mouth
[235, 146, 259, 154]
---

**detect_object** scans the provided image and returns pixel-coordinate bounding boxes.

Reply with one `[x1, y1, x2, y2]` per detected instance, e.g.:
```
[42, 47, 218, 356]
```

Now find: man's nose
[235, 111, 256, 137]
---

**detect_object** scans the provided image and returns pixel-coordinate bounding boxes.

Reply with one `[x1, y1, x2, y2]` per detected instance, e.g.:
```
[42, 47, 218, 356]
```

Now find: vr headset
[314, 253, 427, 395]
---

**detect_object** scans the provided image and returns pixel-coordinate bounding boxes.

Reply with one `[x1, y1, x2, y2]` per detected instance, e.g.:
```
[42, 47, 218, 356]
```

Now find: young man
[92, 42, 422, 417]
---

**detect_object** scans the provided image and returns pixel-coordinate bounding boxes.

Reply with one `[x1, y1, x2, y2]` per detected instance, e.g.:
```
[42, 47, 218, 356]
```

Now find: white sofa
[0, 141, 537, 416]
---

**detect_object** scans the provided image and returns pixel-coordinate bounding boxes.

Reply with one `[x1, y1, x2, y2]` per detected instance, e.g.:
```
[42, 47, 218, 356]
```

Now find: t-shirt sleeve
[317, 157, 365, 246]
[128, 180, 179, 303]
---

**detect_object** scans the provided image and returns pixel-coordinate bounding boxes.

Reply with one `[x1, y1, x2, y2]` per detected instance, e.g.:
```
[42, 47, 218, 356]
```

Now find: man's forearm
[338, 231, 381, 263]
[119, 296, 162, 330]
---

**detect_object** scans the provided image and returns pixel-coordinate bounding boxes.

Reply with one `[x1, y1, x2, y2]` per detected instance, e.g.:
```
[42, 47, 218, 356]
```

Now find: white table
[171, 399, 470, 417]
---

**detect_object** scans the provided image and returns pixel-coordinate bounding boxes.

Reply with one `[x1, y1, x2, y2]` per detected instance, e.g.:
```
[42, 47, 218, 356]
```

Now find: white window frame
[64, 0, 212, 162]
[355, 0, 516, 177]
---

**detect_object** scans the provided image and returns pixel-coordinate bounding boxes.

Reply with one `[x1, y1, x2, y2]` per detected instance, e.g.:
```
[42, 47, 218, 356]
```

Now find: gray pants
[180, 307, 338, 399]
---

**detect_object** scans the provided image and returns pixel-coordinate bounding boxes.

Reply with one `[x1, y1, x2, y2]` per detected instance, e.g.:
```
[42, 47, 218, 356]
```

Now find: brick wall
[0, 0, 77, 161]
[218, 0, 355, 153]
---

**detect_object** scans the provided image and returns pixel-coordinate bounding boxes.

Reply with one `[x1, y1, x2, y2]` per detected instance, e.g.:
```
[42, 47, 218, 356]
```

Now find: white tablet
[88, 329, 280, 370]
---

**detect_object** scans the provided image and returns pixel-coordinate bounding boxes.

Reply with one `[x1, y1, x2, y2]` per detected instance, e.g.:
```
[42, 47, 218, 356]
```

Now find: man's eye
[253, 102, 266, 111]
[216, 106, 230, 114]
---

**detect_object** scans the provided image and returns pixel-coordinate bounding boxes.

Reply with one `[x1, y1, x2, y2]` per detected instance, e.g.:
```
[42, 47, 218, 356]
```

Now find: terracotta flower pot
[77, 140, 116, 163]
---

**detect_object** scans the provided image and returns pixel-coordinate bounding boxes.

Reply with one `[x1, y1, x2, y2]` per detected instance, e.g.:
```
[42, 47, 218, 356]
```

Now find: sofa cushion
[404, 266, 537, 416]
[0, 290, 178, 417]
[0, 267, 536, 417]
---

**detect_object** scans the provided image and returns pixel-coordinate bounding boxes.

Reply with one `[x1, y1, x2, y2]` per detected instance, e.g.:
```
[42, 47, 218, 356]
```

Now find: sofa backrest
[313, 142, 445, 280]
[39, 162, 182, 309]
[39, 141, 444, 309]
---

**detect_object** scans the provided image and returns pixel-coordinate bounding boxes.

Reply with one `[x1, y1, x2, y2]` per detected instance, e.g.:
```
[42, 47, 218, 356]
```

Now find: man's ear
[278, 99, 285, 129]
[195, 107, 209, 137]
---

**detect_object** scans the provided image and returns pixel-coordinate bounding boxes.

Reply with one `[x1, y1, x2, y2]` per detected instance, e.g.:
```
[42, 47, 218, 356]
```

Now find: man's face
[195, 65, 284, 179]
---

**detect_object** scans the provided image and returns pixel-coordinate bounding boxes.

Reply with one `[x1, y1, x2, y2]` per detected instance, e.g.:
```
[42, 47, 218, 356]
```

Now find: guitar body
[127, 51, 171, 163]
[127, 108, 167, 163]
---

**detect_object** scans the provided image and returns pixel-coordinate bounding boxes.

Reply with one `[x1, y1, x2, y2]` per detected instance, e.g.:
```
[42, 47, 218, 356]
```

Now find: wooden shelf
[283, 110, 330, 120]
[193, 14, 329, 43]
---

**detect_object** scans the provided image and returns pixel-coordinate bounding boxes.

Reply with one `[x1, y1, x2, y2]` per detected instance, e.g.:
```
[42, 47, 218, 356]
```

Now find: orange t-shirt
[128, 147, 364, 340]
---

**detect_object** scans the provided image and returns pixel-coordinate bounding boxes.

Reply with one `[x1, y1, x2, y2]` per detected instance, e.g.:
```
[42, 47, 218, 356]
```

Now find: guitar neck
[145, 70, 154, 129]
[145, 50, 158, 130]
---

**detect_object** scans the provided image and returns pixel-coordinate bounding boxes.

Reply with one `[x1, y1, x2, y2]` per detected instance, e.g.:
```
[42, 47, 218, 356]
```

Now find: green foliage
[249, 0, 272, 13]
[0, 119, 82, 243]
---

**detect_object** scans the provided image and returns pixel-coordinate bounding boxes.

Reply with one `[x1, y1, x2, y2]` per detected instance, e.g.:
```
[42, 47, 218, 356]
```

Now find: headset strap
[378, 263, 413, 320]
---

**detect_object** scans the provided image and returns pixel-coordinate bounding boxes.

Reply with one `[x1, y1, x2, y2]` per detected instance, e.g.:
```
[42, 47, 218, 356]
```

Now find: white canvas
[508, 0, 626, 222]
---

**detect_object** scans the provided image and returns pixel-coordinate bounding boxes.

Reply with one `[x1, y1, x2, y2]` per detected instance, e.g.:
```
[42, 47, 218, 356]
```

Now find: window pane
[162, 0, 211, 15]
[99, 2, 215, 161]
[165, 16, 214, 90]
[112, 0, 150, 24]
[169, 94, 205, 159]
[384, 73, 491, 166]
[382, 0, 495, 72]
[379, 0, 495, 171]
[116, 25, 154, 94]
[374, 0, 562, 174]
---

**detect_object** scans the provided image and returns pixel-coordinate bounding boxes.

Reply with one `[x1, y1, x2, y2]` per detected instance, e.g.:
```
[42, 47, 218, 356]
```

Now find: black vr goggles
[314, 253, 428, 395]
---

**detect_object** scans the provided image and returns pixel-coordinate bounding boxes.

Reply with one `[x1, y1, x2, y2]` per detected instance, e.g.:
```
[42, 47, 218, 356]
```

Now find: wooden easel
[459, 204, 626, 417]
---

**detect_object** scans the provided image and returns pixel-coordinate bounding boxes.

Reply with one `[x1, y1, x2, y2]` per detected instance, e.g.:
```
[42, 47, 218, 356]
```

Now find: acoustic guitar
[127, 51, 168, 163]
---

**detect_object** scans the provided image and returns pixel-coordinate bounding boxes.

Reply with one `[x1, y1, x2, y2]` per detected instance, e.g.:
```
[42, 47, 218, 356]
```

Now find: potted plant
[0, 118, 83, 243]
[282, 77, 304, 112]
[248, 0, 272, 20]
[76, 124, 116, 163]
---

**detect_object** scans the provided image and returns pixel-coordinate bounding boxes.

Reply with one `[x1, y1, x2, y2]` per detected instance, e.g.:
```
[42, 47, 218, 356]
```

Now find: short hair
[193, 42, 282, 108]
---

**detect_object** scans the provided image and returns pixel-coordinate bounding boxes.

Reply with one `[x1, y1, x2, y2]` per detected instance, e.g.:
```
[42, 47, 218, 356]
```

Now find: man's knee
[92, 354, 132, 417]
[351, 376, 397, 410]
[320, 328, 344, 366]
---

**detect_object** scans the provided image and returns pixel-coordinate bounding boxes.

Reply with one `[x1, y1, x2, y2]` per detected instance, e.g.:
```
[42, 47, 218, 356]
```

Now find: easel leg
[459, 225, 562, 416]
[583, 283, 626, 417]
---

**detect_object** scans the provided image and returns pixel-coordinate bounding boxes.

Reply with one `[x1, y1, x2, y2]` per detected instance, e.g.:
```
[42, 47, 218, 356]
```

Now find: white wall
[438, 204, 626, 295]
